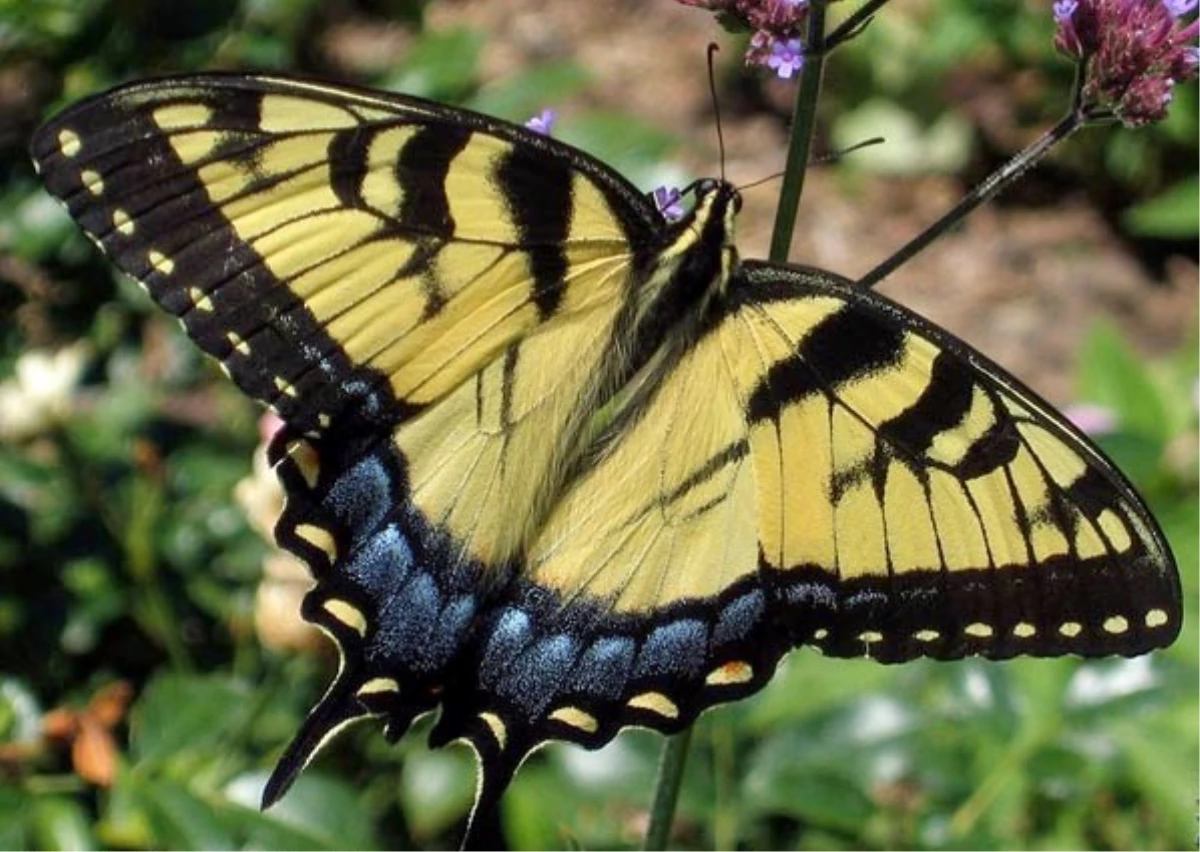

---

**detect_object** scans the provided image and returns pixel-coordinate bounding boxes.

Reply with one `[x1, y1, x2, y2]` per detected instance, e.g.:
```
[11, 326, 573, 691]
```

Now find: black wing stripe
[33, 89, 411, 429]
[396, 124, 471, 237]
[497, 144, 573, 319]
[877, 350, 976, 455]
[746, 305, 907, 423]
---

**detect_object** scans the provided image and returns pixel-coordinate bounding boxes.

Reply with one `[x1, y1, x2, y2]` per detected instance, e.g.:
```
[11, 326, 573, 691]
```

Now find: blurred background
[0, 0, 1196, 848]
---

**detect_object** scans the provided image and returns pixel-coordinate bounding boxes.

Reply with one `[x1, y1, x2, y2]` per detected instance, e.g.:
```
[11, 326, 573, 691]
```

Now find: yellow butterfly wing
[31, 73, 663, 571]
[447, 260, 1179, 793]
[528, 261, 1178, 658]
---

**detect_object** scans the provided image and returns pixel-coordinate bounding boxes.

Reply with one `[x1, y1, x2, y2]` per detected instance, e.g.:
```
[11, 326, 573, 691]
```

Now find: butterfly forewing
[30, 74, 660, 435]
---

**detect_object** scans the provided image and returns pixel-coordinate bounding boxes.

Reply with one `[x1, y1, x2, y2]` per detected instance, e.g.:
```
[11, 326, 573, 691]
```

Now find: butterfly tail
[261, 680, 366, 808]
[459, 750, 520, 852]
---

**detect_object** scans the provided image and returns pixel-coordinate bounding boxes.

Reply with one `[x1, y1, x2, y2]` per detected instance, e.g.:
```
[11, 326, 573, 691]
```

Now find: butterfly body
[31, 73, 1180, 837]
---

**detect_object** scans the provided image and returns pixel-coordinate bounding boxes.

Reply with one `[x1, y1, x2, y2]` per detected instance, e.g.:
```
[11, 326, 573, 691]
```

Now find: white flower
[0, 343, 89, 442]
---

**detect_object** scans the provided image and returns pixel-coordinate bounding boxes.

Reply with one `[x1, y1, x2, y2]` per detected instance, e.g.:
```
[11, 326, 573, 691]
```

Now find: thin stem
[826, 0, 892, 49]
[712, 712, 737, 850]
[643, 727, 694, 850]
[949, 723, 1053, 837]
[857, 110, 1084, 290]
[768, 1, 828, 262]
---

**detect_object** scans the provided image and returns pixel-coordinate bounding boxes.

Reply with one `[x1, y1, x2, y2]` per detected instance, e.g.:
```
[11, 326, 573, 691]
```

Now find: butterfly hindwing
[32, 73, 1181, 842]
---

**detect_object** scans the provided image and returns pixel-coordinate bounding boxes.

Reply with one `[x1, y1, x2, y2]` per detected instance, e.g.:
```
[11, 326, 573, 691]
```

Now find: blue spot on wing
[495, 635, 579, 716]
[787, 580, 837, 610]
[327, 455, 393, 544]
[569, 636, 636, 699]
[428, 594, 477, 668]
[713, 590, 765, 645]
[481, 608, 534, 682]
[372, 573, 441, 671]
[343, 525, 413, 596]
[635, 620, 708, 678]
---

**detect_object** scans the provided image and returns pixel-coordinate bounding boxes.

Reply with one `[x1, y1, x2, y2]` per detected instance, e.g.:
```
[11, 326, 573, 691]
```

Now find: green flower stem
[643, 726, 693, 850]
[769, 1, 828, 263]
[949, 724, 1053, 837]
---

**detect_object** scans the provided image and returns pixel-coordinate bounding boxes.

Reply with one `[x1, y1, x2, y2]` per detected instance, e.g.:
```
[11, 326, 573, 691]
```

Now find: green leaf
[380, 28, 484, 102]
[1155, 83, 1198, 145]
[831, 100, 973, 175]
[503, 764, 577, 851]
[1111, 711, 1200, 847]
[742, 650, 897, 731]
[1122, 176, 1200, 239]
[558, 111, 680, 190]
[0, 787, 31, 848]
[740, 751, 875, 833]
[1090, 431, 1166, 494]
[1, 184, 82, 261]
[0, 676, 44, 742]
[398, 747, 475, 842]
[1076, 322, 1171, 445]
[129, 673, 254, 764]
[30, 796, 96, 851]
[226, 771, 381, 850]
[126, 774, 236, 850]
[468, 62, 591, 125]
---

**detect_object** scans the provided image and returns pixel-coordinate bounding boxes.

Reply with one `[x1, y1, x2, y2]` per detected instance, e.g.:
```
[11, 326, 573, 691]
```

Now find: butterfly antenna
[736, 139, 883, 195]
[815, 136, 885, 165]
[707, 42, 727, 182]
[738, 171, 785, 193]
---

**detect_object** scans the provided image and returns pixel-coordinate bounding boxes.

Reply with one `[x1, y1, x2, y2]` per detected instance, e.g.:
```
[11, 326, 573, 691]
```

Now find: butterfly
[30, 73, 1180, 841]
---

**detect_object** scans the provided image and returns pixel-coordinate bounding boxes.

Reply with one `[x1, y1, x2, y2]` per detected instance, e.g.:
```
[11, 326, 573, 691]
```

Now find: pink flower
[1064, 402, 1120, 436]
[1055, 0, 1199, 126]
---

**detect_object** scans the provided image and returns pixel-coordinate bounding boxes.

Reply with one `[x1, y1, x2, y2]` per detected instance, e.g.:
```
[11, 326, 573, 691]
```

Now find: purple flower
[525, 108, 556, 135]
[766, 36, 805, 78]
[1054, 0, 1199, 126]
[652, 185, 685, 222]
[677, 0, 810, 78]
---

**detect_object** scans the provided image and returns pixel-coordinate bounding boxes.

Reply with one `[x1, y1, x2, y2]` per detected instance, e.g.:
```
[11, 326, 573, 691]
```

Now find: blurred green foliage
[1, 0, 1196, 849]
[824, 2, 1200, 239]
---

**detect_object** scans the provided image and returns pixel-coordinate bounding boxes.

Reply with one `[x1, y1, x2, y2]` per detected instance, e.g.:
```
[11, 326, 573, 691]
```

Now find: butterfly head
[682, 177, 743, 220]
[665, 178, 742, 297]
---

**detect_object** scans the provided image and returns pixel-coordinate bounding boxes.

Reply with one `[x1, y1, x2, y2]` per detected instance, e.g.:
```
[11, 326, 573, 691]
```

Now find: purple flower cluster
[677, 0, 812, 78]
[1054, 0, 1199, 125]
